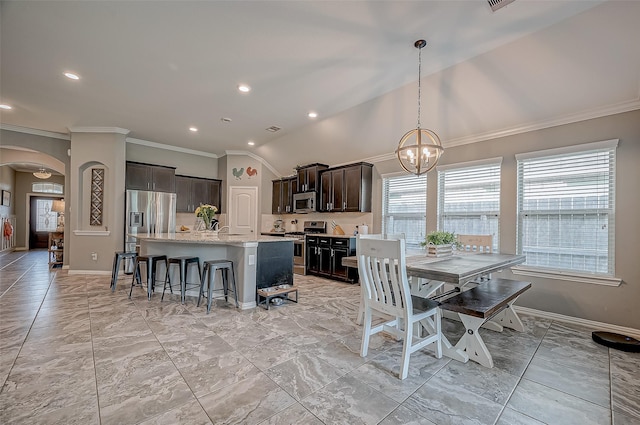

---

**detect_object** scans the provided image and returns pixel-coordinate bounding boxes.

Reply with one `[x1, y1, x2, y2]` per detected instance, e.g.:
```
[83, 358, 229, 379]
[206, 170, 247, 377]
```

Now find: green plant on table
[421, 231, 459, 247]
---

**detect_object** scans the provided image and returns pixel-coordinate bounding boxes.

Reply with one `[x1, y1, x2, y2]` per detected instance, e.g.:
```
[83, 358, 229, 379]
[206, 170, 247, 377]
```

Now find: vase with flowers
[194, 204, 218, 233]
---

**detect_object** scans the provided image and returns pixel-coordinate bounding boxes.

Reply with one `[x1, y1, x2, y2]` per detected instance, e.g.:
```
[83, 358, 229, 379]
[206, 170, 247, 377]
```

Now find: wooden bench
[439, 278, 531, 368]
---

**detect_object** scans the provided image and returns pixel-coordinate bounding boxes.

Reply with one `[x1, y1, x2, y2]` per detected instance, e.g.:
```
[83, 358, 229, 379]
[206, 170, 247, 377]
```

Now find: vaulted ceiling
[1, 1, 639, 175]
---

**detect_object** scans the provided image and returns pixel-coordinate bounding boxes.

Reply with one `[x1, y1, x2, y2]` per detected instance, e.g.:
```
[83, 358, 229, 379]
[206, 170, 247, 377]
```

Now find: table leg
[456, 314, 494, 368]
[441, 310, 504, 332]
[420, 313, 469, 363]
[410, 278, 445, 299]
[492, 301, 525, 332]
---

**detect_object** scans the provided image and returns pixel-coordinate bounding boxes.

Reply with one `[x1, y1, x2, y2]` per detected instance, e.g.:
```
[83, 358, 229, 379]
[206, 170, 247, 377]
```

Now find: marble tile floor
[1, 250, 639, 425]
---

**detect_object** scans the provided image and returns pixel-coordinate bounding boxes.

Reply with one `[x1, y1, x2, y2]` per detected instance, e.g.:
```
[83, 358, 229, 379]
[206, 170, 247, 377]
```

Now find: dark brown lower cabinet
[306, 235, 357, 283]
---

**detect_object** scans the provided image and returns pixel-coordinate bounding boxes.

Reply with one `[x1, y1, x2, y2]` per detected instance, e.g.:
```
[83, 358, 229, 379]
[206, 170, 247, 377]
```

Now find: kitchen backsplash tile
[262, 212, 372, 235]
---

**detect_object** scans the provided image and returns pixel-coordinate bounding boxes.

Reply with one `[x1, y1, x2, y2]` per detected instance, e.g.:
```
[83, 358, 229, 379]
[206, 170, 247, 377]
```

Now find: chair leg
[222, 268, 228, 302]
[110, 254, 118, 291]
[197, 265, 207, 308]
[162, 264, 171, 301]
[207, 268, 215, 313]
[129, 262, 139, 299]
[356, 285, 365, 325]
[360, 307, 372, 357]
[399, 323, 413, 380]
[229, 265, 238, 307]
[147, 260, 154, 300]
[434, 309, 443, 358]
[180, 261, 187, 304]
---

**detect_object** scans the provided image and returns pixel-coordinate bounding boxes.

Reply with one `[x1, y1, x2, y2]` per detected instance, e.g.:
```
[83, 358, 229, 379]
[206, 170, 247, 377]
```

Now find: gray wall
[372, 109, 640, 329]
[126, 142, 219, 179]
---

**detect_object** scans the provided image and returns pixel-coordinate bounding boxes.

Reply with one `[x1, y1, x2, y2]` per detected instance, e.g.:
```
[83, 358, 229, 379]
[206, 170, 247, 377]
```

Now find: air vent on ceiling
[265, 126, 281, 132]
[487, 0, 515, 12]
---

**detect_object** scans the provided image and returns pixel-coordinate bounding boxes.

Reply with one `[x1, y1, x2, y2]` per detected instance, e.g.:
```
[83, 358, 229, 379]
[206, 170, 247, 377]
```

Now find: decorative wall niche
[90, 168, 104, 225]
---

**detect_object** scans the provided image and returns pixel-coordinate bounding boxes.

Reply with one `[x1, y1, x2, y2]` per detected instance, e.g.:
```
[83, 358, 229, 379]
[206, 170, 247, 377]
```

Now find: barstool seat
[198, 259, 238, 313]
[162, 256, 202, 303]
[129, 254, 168, 300]
[110, 251, 137, 292]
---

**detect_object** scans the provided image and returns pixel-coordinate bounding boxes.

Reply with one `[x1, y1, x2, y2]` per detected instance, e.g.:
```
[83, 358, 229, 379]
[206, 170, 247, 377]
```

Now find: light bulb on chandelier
[395, 40, 444, 176]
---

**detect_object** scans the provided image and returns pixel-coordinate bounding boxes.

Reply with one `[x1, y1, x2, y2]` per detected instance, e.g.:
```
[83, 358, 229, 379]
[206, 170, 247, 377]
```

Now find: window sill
[511, 266, 621, 287]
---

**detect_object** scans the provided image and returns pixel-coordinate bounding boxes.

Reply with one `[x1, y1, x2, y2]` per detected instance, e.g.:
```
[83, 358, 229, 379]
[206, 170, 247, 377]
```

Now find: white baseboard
[239, 300, 257, 310]
[514, 306, 640, 340]
[67, 270, 112, 276]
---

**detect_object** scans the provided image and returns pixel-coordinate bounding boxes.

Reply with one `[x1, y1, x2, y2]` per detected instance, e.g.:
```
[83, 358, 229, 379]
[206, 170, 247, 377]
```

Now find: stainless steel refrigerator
[125, 190, 177, 271]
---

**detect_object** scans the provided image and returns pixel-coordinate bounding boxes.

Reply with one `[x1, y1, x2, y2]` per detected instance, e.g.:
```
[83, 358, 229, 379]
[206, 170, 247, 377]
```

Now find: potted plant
[421, 231, 459, 257]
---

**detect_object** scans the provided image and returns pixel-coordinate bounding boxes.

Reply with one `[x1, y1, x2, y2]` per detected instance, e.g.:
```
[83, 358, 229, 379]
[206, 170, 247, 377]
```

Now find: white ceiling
[1, 1, 639, 175]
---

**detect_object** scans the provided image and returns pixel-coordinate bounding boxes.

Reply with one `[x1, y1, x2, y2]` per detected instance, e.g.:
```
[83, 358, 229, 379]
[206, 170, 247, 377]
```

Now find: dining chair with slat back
[456, 234, 493, 253]
[356, 233, 405, 325]
[358, 237, 442, 380]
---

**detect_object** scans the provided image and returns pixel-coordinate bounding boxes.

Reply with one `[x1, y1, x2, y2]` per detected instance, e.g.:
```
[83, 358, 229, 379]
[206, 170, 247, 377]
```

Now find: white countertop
[130, 232, 297, 247]
[308, 233, 356, 239]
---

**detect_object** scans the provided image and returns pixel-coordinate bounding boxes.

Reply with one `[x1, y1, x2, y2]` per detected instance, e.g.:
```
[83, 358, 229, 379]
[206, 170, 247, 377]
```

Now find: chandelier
[33, 166, 52, 179]
[396, 40, 444, 176]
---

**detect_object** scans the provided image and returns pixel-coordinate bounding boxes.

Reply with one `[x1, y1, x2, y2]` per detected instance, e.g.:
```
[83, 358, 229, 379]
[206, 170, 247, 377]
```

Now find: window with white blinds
[381, 173, 426, 250]
[437, 159, 501, 251]
[516, 140, 617, 275]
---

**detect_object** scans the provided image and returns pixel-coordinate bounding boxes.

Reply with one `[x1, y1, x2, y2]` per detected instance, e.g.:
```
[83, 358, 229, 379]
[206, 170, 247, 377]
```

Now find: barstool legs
[197, 261, 238, 313]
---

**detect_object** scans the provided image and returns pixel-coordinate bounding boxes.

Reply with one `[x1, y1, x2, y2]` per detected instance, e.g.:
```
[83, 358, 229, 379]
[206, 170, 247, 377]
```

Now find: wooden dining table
[342, 252, 526, 364]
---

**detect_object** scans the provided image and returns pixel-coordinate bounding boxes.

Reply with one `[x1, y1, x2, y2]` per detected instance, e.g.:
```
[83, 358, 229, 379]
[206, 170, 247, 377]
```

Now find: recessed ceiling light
[64, 72, 80, 80]
[238, 84, 251, 93]
[247, 141, 255, 146]
[0, 104, 12, 110]
[189, 127, 198, 132]
[308, 111, 318, 118]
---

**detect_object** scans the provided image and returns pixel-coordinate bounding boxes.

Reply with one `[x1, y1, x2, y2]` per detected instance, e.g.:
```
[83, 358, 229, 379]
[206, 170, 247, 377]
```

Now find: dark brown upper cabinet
[175, 175, 222, 213]
[319, 162, 373, 213]
[272, 176, 296, 214]
[295, 163, 328, 193]
[125, 161, 176, 193]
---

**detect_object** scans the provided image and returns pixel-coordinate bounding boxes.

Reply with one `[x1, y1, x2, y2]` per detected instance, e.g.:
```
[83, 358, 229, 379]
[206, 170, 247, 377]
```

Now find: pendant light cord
[417, 44, 422, 129]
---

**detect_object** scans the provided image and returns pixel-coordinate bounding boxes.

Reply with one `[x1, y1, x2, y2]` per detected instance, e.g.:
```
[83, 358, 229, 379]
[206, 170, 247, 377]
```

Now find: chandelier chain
[417, 45, 422, 129]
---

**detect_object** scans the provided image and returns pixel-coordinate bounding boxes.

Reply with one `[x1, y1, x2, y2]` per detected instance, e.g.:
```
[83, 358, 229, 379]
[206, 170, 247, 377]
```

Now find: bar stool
[162, 256, 202, 303]
[129, 254, 168, 300]
[198, 259, 238, 313]
[110, 251, 137, 292]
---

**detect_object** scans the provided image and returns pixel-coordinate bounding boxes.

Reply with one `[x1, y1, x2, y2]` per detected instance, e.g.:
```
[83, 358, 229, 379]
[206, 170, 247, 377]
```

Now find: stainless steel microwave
[293, 192, 317, 213]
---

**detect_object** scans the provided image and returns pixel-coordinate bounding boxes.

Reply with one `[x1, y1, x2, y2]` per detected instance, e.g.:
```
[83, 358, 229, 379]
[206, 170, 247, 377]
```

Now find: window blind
[516, 141, 616, 275]
[437, 159, 501, 251]
[382, 174, 426, 250]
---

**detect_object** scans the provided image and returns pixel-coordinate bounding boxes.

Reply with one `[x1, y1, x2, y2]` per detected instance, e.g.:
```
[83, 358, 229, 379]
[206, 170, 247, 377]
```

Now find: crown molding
[366, 98, 640, 164]
[223, 150, 280, 177]
[445, 98, 640, 148]
[0, 124, 70, 140]
[68, 127, 130, 135]
[126, 137, 219, 158]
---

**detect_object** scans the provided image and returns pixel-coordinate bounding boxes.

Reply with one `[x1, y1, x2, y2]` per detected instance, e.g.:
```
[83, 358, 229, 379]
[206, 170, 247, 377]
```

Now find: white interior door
[228, 186, 257, 235]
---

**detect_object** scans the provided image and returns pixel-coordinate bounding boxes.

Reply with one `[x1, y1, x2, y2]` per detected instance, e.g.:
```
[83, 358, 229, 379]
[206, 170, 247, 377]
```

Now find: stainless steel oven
[286, 220, 326, 275]
[293, 239, 305, 275]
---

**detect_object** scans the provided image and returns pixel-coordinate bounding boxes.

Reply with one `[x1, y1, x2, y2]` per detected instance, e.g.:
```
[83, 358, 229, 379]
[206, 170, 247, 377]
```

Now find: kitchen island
[132, 232, 296, 309]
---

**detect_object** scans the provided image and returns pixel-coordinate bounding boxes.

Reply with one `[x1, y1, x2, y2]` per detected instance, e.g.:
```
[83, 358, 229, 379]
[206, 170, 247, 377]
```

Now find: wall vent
[265, 126, 281, 132]
[487, 0, 515, 12]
